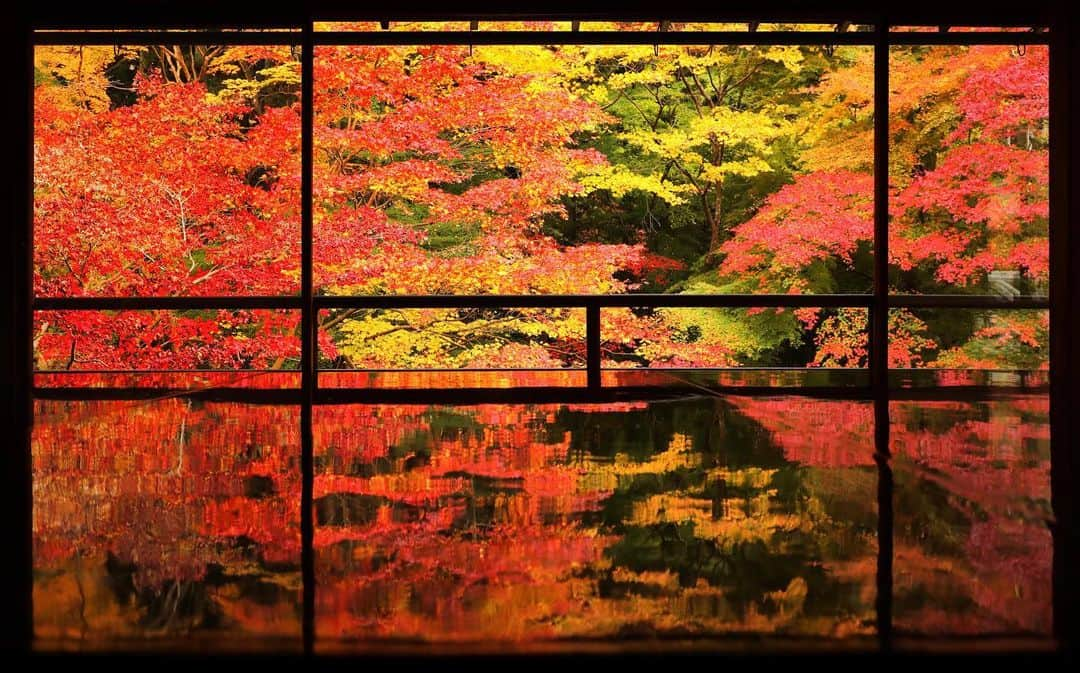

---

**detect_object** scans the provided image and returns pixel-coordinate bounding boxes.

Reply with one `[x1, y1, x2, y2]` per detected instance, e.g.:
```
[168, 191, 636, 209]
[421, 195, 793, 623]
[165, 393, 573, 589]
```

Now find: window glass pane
[33, 399, 302, 648]
[888, 368, 1048, 389]
[600, 368, 869, 388]
[886, 309, 1048, 370]
[314, 22, 472, 31]
[889, 45, 1048, 297]
[756, 23, 870, 31]
[890, 26, 1045, 33]
[34, 309, 301, 371]
[944, 27, 1044, 33]
[318, 307, 586, 370]
[602, 307, 869, 368]
[665, 23, 749, 31]
[314, 397, 876, 645]
[313, 22, 384, 31]
[478, 22, 573, 32]
[314, 44, 873, 296]
[576, 22, 661, 31]
[318, 370, 587, 389]
[891, 396, 1052, 636]
[34, 44, 301, 297]
[313, 22, 755, 32]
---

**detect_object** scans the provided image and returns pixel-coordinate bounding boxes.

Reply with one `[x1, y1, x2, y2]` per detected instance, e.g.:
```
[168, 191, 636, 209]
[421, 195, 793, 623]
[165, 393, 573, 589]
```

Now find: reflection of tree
[33, 394, 1051, 643]
[730, 394, 1052, 635]
[33, 399, 302, 641]
[314, 398, 877, 640]
[889, 398, 1052, 635]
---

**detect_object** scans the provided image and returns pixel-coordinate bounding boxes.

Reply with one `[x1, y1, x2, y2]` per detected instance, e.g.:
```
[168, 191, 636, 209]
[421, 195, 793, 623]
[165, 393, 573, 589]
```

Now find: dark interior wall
[14, 1, 1064, 27]
[3, 4, 34, 653]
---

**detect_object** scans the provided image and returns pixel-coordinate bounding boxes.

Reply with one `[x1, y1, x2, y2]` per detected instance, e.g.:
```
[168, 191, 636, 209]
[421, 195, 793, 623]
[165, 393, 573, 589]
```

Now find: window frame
[9, 4, 1076, 655]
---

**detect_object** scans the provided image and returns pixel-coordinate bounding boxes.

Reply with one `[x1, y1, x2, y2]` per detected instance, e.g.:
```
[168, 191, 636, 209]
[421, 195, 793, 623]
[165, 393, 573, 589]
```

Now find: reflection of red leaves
[33, 399, 301, 588]
[33, 398, 304, 639]
[727, 397, 874, 467]
[890, 398, 1051, 635]
[312, 402, 620, 640]
[311, 399, 883, 641]
[36, 395, 1049, 640]
[731, 395, 1051, 635]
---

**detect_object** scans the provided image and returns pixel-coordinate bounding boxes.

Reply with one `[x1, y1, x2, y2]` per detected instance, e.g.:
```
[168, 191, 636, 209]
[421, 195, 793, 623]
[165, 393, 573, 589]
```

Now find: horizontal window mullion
[314, 294, 873, 309]
[33, 296, 303, 311]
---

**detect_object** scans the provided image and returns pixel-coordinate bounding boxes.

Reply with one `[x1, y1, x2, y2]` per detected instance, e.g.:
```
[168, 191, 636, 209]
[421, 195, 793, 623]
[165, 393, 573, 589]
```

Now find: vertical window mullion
[872, 18, 894, 651]
[300, 19, 316, 658]
[587, 302, 601, 389]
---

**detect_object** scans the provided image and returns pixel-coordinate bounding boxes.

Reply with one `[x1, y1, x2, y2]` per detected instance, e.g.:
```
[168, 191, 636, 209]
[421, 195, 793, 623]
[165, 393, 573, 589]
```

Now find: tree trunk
[709, 195, 723, 252]
[708, 141, 726, 252]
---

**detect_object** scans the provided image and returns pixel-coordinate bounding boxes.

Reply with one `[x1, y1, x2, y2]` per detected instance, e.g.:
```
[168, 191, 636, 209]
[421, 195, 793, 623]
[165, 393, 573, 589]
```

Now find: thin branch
[676, 70, 705, 117]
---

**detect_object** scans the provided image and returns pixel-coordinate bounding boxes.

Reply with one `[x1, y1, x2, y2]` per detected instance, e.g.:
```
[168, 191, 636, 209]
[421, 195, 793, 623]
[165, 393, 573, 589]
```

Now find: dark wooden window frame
[6, 3, 1076, 656]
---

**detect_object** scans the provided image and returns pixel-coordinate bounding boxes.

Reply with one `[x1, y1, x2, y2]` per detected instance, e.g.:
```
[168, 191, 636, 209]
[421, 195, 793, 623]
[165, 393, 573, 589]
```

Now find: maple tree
[33, 38, 1049, 372]
[717, 45, 1048, 369]
[311, 44, 709, 370]
[552, 44, 805, 253]
[34, 45, 304, 371]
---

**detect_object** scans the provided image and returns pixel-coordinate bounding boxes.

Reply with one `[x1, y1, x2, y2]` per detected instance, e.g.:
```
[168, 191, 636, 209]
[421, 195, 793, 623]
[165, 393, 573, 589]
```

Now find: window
[13, 9, 1072, 656]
